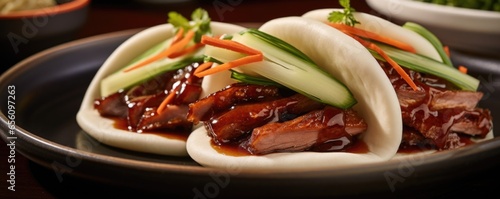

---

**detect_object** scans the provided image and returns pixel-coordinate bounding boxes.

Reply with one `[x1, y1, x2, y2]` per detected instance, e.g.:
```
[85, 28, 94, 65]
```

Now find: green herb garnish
[205, 29, 357, 108]
[168, 8, 211, 42]
[415, 0, 500, 12]
[100, 8, 211, 97]
[328, 0, 360, 26]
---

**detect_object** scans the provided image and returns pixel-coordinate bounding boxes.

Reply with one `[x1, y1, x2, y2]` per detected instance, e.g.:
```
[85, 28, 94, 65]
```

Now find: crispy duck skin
[402, 107, 492, 149]
[136, 105, 192, 132]
[382, 61, 493, 149]
[430, 90, 483, 110]
[126, 94, 165, 129]
[95, 62, 203, 132]
[397, 88, 483, 110]
[247, 107, 367, 155]
[400, 126, 436, 151]
[94, 92, 128, 118]
[187, 83, 283, 124]
[205, 93, 325, 144]
[188, 83, 366, 153]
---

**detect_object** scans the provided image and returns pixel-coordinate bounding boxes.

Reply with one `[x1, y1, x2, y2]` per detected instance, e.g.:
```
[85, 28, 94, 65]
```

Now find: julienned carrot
[194, 53, 263, 77]
[458, 65, 468, 74]
[171, 28, 185, 46]
[349, 34, 419, 91]
[156, 86, 180, 114]
[124, 30, 196, 73]
[328, 23, 417, 54]
[168, 43, 205, 58]
[194, 36, 264, 77]
[443, 46, 450, 57]
[194, 61, 214, 75]
[201, 35, 262, 55]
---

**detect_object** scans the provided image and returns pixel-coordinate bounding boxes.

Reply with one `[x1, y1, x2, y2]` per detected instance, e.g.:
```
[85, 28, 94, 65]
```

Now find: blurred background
[2, 0, 499, 72]
[1, 1, 499, 198]
[76, 0, 368, 37]
[0, 0, 372, 71]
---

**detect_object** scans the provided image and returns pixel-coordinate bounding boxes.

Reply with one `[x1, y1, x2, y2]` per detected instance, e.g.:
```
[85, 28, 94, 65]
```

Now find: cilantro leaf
[191, 8, 211, 42]
[168, 12, 190, 30]
[167, 8, 212, 43]
[328, 0, 360, 26]
[339, 0, 350, 8]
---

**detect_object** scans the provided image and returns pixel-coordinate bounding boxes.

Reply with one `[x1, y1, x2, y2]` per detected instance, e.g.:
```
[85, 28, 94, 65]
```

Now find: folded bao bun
[303, 9, 494, 158]
[186, 17, 403, 171]
[302, 9, 443, 62]
[76, 22, 246, 156]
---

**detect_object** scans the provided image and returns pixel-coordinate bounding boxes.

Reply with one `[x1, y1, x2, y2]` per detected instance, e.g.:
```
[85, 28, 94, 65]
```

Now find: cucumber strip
[204, 56, 223, 64]
[100, 55, 204, 97]
[125, 39, 172, 71]
[99, 37, 173, 96]
[100, 36, 202, 97]
[230, 70, 282, 87]
[402, 22, 453, 67]
[371, 44, 479, 91]
[243, 29, 316, 65]
[205, 31, 357, 109]
[99, 8, 214, 98]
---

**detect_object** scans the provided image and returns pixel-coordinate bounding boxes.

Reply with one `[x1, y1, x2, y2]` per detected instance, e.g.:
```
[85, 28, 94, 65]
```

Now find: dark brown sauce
[112, 117, 189, 141]
[210, 141, 252, 156]
[211, 136, 369, 157]
[382, 61, 491, 150]
[397, 144, 435, 154]
[95, 62, 204, 142]
[343, 138, 370, 153]
[397, 135, 475, 154]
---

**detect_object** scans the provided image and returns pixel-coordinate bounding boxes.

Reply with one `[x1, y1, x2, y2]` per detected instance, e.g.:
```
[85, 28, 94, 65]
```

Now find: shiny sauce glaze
[381, 61, 491, 151]
[398, 127, 475, 154]
[95, 62, 203, 141]
[112, 117, 189, 141]
[206, 100, 369, 156]
[210, 136, 369, 157]
[208, 61, 491, 155]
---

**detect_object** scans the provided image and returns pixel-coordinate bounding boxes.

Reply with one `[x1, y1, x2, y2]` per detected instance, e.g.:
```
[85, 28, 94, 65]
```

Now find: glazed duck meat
[94, 62, 203, 133]
[382, 61, 493, 150]
[187, 83, 284, 124]
[247, 107, 367, 154]
[187, 83, 368, 155]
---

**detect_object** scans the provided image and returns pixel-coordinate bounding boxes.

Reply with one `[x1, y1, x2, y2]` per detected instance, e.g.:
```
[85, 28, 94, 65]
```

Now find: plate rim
[366, 0, 500, 33]
[1, 27, 500, 189]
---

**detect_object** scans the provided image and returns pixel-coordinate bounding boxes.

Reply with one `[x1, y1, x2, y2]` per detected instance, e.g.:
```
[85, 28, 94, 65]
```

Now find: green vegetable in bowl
[415, 0, 500, 11]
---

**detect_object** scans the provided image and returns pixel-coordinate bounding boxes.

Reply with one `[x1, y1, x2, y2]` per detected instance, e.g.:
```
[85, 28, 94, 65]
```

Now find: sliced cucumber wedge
[371, 43, 479, 91]
[403, 22, 453, 67]
[205, 29, 357, 109]
[100, 53, 203, 97]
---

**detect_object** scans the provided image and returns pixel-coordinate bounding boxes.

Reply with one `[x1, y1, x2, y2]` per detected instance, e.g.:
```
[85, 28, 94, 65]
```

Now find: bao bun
[186, 17, 402, 171]
[76, 22, 245, 156]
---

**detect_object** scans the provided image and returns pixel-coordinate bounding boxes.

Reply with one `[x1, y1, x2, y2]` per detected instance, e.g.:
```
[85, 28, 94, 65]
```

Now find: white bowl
[366, 0, 500, 56]
[0, 0, 90, 69]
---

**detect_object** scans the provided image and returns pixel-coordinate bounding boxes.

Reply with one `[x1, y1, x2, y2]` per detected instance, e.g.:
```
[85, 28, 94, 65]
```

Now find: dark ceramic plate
[1, 29, 500, 199]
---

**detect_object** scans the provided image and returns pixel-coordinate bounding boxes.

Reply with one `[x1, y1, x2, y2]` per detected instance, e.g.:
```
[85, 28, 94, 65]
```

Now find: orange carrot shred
[349, 34, 419, 91]
[124, 30, 196, 73]
[171, 27, 185, 46]
[194, 53, 263, 77]
[458, 65, 468, 74]
[194, 36, 264, 77]
[156, 86, 180, 114]
[201, 35, 262, 55]
[194, 61, 214, 75]
[168, 43, 205, 58]
[328, 23, 417, 54]
[443, 46, 450, 57]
